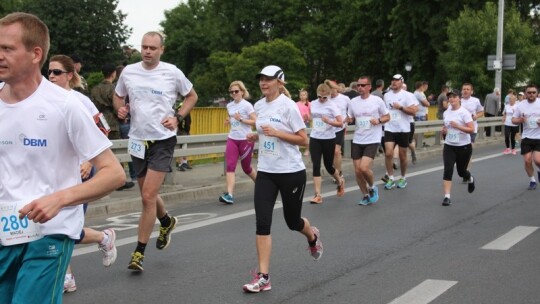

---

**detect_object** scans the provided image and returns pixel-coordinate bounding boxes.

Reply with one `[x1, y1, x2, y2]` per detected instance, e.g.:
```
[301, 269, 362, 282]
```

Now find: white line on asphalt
[388, 279, 458, 304]
[74, 151, 504, 257]
[481, 226, 539, 250]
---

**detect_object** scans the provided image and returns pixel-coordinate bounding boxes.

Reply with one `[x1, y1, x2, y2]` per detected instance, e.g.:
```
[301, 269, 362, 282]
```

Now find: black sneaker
[183, 163, 193, 170]
[127, 252, 144, 271]
[381, 174, 390, 183]
[442, 197, 451, 206]
[177, 164, 186, 171]
[468, 176, 475, 193]
[156, 216, 177, 249]
[393, 162, 398, 170]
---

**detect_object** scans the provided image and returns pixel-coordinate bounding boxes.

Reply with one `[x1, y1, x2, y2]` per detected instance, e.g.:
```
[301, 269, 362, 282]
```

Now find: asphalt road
[63, 143, 540, 304]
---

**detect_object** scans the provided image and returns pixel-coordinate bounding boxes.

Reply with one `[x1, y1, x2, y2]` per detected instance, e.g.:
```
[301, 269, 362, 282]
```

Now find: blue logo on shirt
[20, 134, 47, 147]
[151, 90, 163, 95]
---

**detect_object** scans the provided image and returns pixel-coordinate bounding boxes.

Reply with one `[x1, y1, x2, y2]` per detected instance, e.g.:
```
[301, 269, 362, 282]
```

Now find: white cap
[392, 74, 404, 81]
[256, 65, 285, 81]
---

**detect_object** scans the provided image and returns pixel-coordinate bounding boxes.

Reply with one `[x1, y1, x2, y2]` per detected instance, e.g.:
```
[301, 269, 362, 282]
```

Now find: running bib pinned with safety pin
[446, 129, 460, 144]
[0, 200, 43, 246]
[526, 116, 540, 129]
[259, 134, 280, 157]
[128, 138, 145, 159]
[355, 117, 372, 130]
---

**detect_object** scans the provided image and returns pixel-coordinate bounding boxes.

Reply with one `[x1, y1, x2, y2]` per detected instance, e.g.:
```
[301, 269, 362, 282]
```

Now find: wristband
[175, 113, 184, 123]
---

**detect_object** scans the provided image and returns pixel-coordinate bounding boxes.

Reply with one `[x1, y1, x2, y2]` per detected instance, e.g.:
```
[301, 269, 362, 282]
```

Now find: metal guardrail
[111, 117, 504, 163]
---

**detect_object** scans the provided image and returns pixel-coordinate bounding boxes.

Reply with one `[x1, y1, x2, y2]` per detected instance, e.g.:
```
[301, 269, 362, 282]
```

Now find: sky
[117, 0, 182, 47]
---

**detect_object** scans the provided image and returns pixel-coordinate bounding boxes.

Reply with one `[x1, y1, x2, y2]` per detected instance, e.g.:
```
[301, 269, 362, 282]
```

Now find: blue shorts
[0, 235, 74, 304]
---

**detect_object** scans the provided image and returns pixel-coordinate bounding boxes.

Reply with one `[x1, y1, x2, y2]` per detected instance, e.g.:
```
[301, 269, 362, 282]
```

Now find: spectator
[296, 88, 311, 157]
[0, 13, 124, 303]
[69, 53, 89, 96]
[342, 81, 360, 99]
[176, 106, 193, 171]
[371, 79, 385, 99]
[437, 85, 449, 119]
[484, 87, 501, 137]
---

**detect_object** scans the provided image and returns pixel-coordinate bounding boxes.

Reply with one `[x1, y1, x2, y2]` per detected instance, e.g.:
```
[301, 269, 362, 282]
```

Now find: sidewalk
[87, 134, 505, 218]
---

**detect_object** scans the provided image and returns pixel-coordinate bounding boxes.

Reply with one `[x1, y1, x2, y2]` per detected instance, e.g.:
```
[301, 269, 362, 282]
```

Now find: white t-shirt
[254, 94, 306, 173]
[309, 99, 341, 139]
[513, 99, 540, 139]
[443, 106, 473, 146]
[383, 89, 418, 132]
[329, 93, 349, 132]
[348, 95, 389, 144]
[414, 90, 428, 117]
[503, 103, 518, 127]
[226, 99, 255, 140]
[0, 79, 111, 239]
[460, 97, 483, 133]
[72, 90, 99, 116]
[115, 61, 194, 141]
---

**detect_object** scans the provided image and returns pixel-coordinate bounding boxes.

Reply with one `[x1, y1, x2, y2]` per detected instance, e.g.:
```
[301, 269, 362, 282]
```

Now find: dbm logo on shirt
[19, 134, 47, 147]
[151, 90, 163, 95]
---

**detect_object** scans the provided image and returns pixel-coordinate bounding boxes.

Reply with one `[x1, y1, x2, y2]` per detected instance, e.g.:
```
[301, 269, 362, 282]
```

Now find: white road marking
[74, 151, 504, 256]
[388, 279, 458, 304]
[481, 226, 539, 250]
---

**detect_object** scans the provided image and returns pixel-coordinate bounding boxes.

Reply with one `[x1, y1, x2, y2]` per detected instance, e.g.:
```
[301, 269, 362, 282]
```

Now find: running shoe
[528, 181, 537, 190]
[156, 216, 177, 250]
[310, 194, 323, 204]
[63, 274, 77, 293]
[468, 176, 475, 193]
[442, 197, 451, 206]
[219, 192, 234, 204]
[127, 252, 144, 271]
[384, 179, 395, 190]
[503, 148, 511, 155]
[368, 186, 379, 204]
[98, 228, 117, 267]
[243, 272, 271, 293]
[337, 178, 345, 197]
[397, 178, 408, 189]
[462, 177, 469, 184]
[358, 195, 371, 206]
[308, 226, 323, 260]
[511, 149, 517, 155]
[381, 174, 390, 183]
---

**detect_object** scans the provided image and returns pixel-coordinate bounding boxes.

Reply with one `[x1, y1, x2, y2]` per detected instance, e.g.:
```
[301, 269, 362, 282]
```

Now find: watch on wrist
[175, 113, 184, 123]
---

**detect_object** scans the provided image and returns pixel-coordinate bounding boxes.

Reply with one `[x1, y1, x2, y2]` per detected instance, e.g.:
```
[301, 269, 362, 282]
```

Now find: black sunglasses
[526, 91, 537, 94]
[317, 96, 329, 100]
[229, 90, 240, 94]
[358, 83, 370, 87]
[48, 69, 68, 76]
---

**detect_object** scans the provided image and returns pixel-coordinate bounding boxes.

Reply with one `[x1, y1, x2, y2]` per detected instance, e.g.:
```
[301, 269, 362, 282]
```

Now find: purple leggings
[225, 138, 254, 174]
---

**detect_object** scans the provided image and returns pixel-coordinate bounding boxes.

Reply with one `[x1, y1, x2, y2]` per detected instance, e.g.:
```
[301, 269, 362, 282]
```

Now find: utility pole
[495, 0, 504, 91]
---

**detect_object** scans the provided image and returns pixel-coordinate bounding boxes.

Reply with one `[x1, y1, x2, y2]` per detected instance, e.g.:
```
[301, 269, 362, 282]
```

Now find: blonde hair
[229, 80, 250, 99]
[49, 54, 82, 89]
[279, 80, 291, 98]
[324, 79, 340, 90]
[0, 12, 50, 68]
[317, 83, 331, 96]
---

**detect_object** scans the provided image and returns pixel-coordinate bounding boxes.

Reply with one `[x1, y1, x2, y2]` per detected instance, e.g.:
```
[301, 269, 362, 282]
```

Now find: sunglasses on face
[317, 96, 329, 100]
[48, 69, 68, 76]
[526, 91, 537, 94]
[358, 83, 370, 87]
[229, 90, 240, 94]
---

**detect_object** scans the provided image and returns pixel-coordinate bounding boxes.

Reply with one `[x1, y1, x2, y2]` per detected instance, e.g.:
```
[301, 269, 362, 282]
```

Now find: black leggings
[254, 170, 306, 235]
[443, 144, 472, 181]
[504, 125, 519, 149]
[309, 137, 336, 177]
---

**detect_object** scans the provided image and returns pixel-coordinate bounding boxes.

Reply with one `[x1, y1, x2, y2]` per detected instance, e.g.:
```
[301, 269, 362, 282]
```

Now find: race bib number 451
[0, 200, 43, 246]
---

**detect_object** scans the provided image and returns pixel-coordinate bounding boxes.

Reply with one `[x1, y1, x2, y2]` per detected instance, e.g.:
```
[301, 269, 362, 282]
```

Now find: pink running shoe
[512, 149, 517, 155]
[243, 272, 271, 293]
[99, 228, 117, 267]
[503, 148, 511, 155]
[308, 226, 323, 260]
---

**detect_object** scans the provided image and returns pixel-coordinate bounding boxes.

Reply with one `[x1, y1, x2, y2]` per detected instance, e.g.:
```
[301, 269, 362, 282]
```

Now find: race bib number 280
[0, 200, 43, 246]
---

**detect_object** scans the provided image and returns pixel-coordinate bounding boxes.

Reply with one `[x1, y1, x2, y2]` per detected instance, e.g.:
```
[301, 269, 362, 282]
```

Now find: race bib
[0, 200, 43, 246]
[128, 138, 145, 159]
[446, 129, 460, 144]
[355, 117, 371, 130]
[259, 135, 279, 157]
[230, 118, 242, 130]
[312, 118, 326, 132]
[390, 110, 400, 121]
[526, 117, 539, 128]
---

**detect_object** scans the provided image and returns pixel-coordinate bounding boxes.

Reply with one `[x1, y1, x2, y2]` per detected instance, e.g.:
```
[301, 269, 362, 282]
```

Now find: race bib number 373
[0, 200, 43, 246]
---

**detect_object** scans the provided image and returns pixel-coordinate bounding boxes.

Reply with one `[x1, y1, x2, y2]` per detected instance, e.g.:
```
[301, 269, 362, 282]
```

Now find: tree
[440, 2, 539, 97]
[15, 0, 131, 73]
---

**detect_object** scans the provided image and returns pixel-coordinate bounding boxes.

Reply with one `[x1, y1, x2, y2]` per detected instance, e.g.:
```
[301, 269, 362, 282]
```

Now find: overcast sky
[117, 0, 181, 47]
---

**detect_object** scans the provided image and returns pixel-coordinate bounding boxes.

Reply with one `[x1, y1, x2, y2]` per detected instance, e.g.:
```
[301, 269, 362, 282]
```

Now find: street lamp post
[404, 62, 412, 90]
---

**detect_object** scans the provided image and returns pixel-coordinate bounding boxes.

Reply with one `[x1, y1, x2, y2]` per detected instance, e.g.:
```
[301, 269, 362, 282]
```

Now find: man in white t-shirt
[114, 31, 198, 272]
[382, 74, 418, 190]
[348, 76, 390, 205]
[512, 84, 540, 190]
[460, 83, 484, 179]
[0, 13, 125, 303]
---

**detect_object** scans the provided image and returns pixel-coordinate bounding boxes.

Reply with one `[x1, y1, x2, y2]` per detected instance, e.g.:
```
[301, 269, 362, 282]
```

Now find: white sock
[531, 176, 536, 182]
[100, 232, 109, 245]
[389, 175, 394, 181]
[444, 194, 450, 199]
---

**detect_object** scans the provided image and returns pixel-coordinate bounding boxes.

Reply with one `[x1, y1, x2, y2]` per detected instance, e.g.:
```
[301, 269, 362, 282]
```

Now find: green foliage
[440, 2, 539, 97]
[12, 0, 131, 73]
[86, 72, 105, 92]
